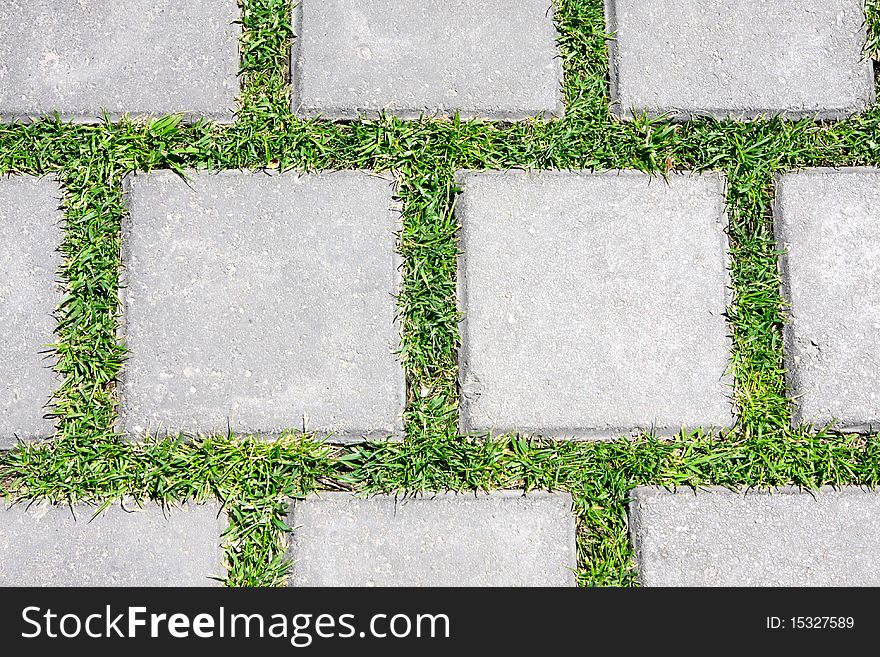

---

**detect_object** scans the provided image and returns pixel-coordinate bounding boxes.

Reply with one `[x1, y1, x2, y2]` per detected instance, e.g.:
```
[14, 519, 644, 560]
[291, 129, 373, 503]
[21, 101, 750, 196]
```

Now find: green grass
[1, 0, 880, 586]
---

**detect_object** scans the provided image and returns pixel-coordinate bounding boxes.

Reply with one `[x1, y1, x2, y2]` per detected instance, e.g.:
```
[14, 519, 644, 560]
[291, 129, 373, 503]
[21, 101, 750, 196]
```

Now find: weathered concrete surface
[0, 500, 226, 586]
[293, 0, 564, 120]
[0, 0, 241, 123]
[775, 168, 880, 431]
[456, 170, 733, 439]
[288, 491, 577, 586]
[120, 169, 404, 441]
[629, 486, 880, 586]
[0, 176, 63, 448]
[607, 0, 875, 120]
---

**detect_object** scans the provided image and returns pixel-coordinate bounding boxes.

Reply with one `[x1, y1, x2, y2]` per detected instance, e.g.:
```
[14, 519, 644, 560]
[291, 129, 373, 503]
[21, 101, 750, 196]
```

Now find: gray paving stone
[775, 168, 880, 431]
[456, 170, 733, 439]
[0, 499, 226, 586]
[120, 169, 404, 441]
[0, 0, 240, 123]
[293, 0, 564, 120]
[606, 0, 876, 121]
[0, 176, 63, 449]
[629, 486, 880, 586]
[288, 491, 576, 587]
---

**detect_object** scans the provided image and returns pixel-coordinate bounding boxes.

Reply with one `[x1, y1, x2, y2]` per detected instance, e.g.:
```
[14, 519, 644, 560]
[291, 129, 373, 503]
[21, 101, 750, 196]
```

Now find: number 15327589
[766, 617, 855, 630]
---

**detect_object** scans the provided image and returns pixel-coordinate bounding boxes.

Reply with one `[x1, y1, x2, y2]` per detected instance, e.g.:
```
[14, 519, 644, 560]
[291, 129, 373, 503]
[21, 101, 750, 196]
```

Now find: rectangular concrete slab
[0, 176, 63, 449]
[293, 0, 564, 120]
[606, 0, 875, 121]
[775, 168, 880, 432]
[0, 0, 240, 123]
[629, 486, 880, 586]
[456, 170, 733, 439]
[0, 500, 226, 586]
[120, 169, 404, 441]
[288, 491, 576, 587]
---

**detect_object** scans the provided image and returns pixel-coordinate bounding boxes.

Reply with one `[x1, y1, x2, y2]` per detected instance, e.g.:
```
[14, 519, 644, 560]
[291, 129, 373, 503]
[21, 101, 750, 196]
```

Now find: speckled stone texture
[629, 486, 880, 586]
[293, 0, 564, 120]
[606, 0, 875, 120]
[0, 176, 63, 449]
[288, 491, 576, 587]
[0, 500, 226, 586]
[120, 169, 404, 441]
[456, 170, 733, 439]
[775, 168, 880, 431]
[0, 0, 240, 123]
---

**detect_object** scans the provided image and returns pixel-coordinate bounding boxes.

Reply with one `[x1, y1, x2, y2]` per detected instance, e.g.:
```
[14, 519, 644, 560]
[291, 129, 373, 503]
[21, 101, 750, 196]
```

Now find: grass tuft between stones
[1, 0, 880, 586]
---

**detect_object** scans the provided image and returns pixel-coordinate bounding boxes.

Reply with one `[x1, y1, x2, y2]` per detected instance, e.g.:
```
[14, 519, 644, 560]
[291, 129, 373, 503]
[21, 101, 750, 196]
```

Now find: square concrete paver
[457, 170, 733, 439]
[775, 168, 880, 431]
[293, 0, 564, 120]
[288, 491, 576, 587]
[606, 0, 875, 120]
[0, 500, 226, 586]
[0, 176, 63, 449]
[120, 169, 403, 441]
[629, 486, 880, 586]
[0, 0, 240, 123]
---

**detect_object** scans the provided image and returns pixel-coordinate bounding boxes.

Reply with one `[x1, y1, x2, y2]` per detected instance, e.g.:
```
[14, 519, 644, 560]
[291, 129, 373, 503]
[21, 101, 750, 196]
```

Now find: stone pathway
[1, 1, 879, 587]
[776, 168, 880, 432]
[629, 487, 880, 586]
[608, 0, 875, 120]
[0, 176, 62, 449]
[456, 170, 732, 439]
[288, 492, 576, 587]
[293, 0, 564, 120]
[120, 169, 403, 440]
[0, 501, 225, 586]
[0, 0, 240, 122]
